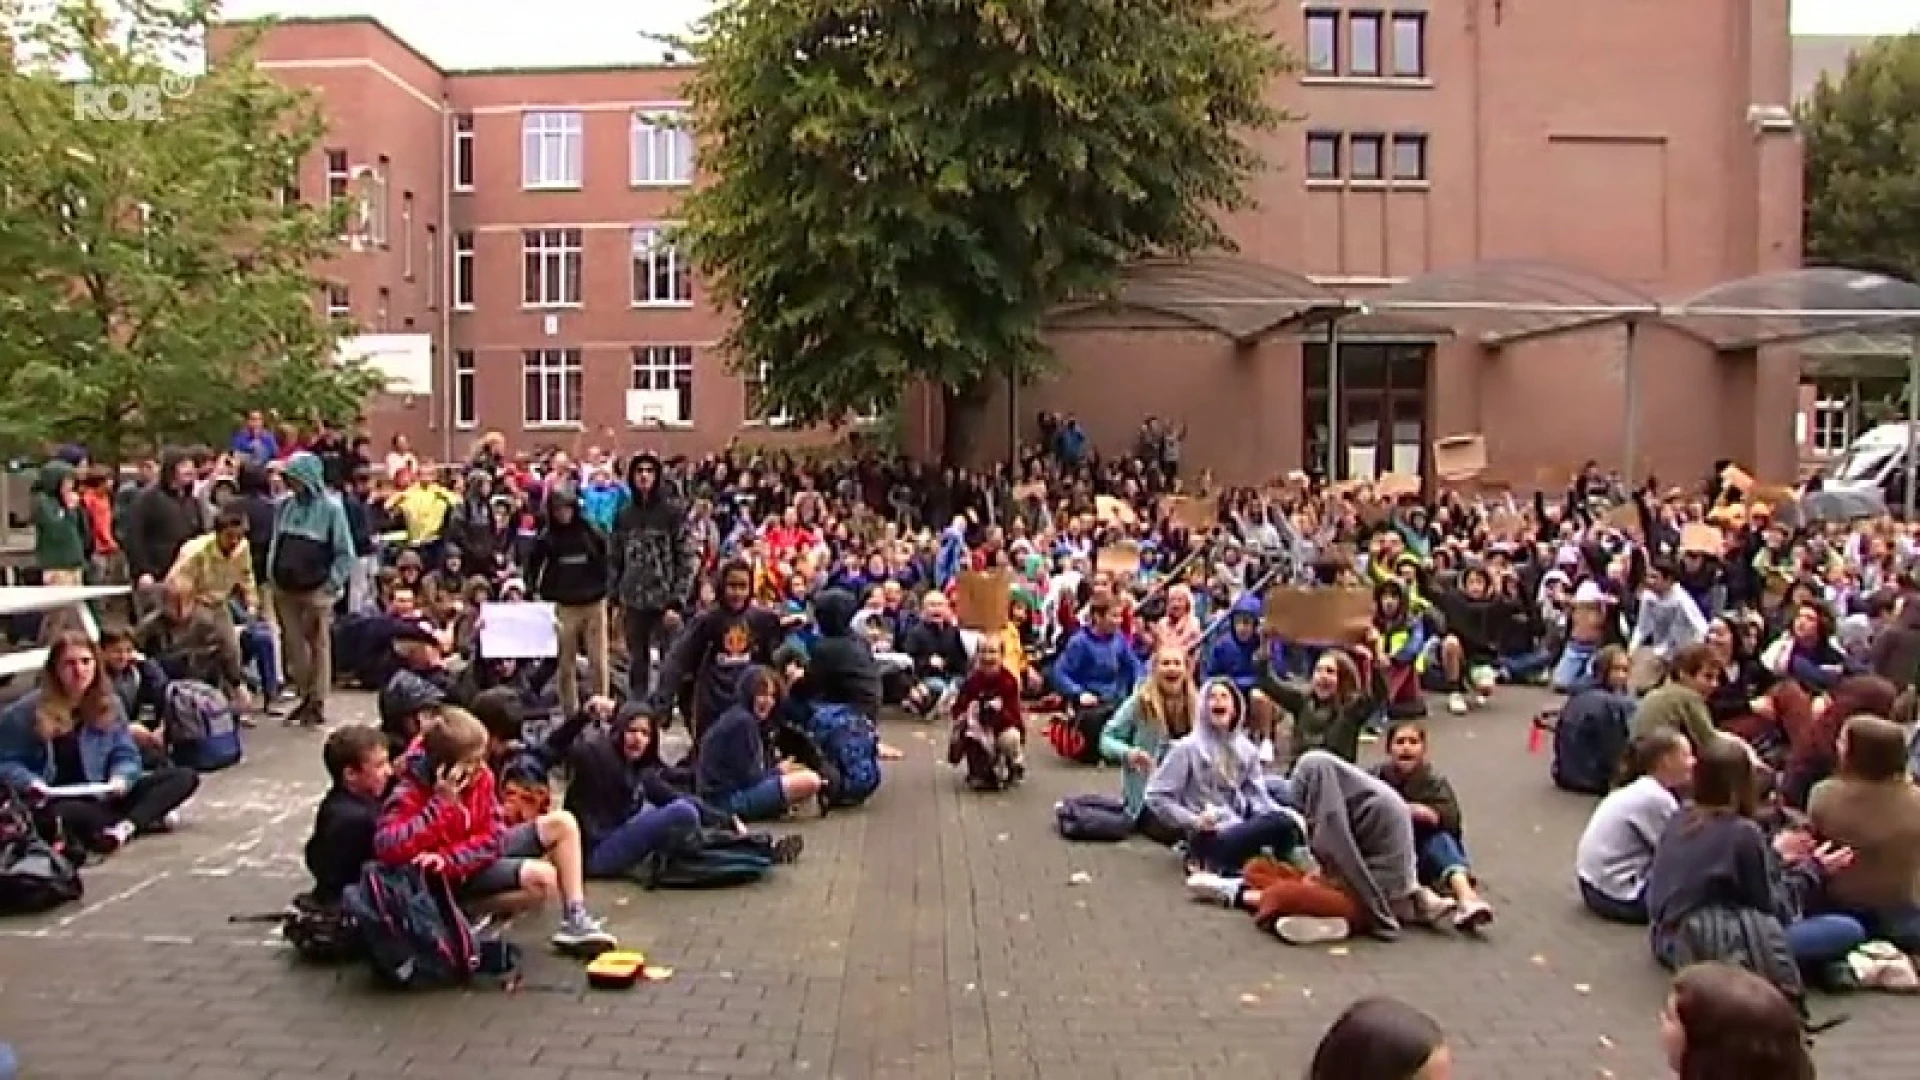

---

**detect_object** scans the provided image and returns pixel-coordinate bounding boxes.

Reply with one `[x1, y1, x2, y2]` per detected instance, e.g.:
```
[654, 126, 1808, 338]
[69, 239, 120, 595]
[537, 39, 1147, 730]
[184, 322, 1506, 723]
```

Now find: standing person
[610, 452, 700, 697]
[266, 452, 355, 728]
[231, 410, 279, 465]
[123, 450, 206, 595]
[30, 459, 88, 587]
[525, 488, 611, 717]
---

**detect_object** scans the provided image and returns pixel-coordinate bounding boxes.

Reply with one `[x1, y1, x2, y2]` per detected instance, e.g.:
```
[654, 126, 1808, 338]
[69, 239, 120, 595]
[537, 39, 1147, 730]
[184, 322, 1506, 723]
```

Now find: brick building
[220, 3, 1805, 482]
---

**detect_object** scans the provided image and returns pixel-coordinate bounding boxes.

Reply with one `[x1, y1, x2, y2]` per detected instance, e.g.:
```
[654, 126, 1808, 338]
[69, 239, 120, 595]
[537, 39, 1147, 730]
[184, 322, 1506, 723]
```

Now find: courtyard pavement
[0, 688, 1909, 1080]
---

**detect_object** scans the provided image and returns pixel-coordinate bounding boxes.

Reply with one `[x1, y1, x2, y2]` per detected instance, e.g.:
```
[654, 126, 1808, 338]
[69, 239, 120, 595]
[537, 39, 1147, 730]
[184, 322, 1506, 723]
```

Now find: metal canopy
[1661, 268, 1920, 350]
[1360, 259, 1663, 346]
[1045, 255, 1350, 344]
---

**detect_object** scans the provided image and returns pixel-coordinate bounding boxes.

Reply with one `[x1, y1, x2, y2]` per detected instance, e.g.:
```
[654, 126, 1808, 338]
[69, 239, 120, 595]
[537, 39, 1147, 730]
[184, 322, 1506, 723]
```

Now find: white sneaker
[1184, 871, 1241, 907]
[159, 810, 182, 832]
[1470, 693, 1489, 709]
[1273, 916, 1350, 945]
[1446, 693, 1468, 716]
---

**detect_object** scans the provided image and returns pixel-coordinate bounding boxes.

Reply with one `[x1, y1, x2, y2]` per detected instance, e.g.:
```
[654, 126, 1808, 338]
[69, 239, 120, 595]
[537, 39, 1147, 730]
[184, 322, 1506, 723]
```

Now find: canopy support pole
[1623, 319, 1640, 486]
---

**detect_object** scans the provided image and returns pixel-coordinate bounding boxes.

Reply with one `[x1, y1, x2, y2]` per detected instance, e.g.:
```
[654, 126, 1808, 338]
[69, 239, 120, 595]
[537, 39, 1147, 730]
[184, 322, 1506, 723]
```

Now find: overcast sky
[212, 0, 1920, 69]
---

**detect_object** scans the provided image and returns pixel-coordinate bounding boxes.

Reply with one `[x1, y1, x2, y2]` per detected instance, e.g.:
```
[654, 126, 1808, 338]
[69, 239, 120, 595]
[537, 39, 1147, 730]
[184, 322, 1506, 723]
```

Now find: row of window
[1305, 131, 1428, 183]
[450, 347, 853, 430]
[448, 110, 696, 192]
[1305, 8, 1427, 80]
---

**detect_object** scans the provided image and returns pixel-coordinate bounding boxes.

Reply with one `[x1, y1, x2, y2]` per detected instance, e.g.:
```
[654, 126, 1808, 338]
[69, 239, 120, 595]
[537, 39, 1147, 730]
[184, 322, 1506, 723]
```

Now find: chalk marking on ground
[0, 927, 282, 949]
[53, 870, 170, 929]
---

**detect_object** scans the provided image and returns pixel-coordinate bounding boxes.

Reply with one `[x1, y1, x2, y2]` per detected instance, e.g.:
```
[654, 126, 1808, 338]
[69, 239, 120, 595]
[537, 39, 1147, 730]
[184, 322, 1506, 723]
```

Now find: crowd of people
[2, 404, 1914, 1063]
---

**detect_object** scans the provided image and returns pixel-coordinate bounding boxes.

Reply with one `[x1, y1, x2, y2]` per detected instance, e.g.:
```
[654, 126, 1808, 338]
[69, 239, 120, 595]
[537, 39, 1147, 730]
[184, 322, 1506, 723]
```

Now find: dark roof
[1793, 34, 1884, 103]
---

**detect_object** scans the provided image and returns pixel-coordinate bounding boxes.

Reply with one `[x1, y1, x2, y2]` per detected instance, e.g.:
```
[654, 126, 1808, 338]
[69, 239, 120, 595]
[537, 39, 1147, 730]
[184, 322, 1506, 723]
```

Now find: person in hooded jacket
[30, 459, 88, 586]
[124, 450, 206, 593]
[447, 470, 508, 577]
[267, 452, 356, 727]
[611, 452, 702, 698]
[1202, 594, 1269, 695]
[653, 559, 785, 741]
[525, 487, 611, 717]
[788, 587, 883, 717]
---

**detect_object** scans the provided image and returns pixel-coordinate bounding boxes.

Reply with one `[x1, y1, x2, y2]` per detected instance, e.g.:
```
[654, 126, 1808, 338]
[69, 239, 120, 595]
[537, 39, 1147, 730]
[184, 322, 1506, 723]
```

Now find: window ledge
[522, 303, 586, 311]
[1305, 179, 1431, 191]
[453, 303, 475, 313]
[627, 421, 695, 430]
[632, 301, 696, 311]
[631, 180, 694, 190]
[524, 423, 584, 431]
[453, 184, 474, 194]
[454, 422, 477, 431]
[741, 420, 794, 430]
[521, 183, 584, 192]
[1301, 75, 1434, 89]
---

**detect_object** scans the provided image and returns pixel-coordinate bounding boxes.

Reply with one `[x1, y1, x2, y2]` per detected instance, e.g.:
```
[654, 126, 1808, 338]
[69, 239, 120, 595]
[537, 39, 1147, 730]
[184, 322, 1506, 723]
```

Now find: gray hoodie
[1144, 689, 1277, 832]
[1291, 750, 1420, 937]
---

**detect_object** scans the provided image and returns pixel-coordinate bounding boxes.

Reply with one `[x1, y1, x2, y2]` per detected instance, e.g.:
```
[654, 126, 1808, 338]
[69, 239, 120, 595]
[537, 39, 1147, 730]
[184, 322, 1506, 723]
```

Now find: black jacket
[124, 454, 205, 580]
[542, 708, 725, 851]
[790, 588, 881, 714]
[902, 619, 969, 679]
[235, 463, 280, 583]
[303, 786, 378, 904]
[610, 456, 700, 612]
[654, 602, 784, 724]
[526, 514, 610, 607]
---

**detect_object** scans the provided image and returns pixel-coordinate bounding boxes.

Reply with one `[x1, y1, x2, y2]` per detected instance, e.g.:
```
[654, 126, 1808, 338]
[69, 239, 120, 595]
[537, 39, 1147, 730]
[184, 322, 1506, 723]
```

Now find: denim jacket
[0, 690, 142, 791]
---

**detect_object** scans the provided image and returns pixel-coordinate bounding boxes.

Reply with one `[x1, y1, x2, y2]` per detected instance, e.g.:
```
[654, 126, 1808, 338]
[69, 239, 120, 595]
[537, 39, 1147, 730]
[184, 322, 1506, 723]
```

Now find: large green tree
[1802, 33, 1920, 278]
[676, 0, 1289, 461]
[0, 0, 381, 464]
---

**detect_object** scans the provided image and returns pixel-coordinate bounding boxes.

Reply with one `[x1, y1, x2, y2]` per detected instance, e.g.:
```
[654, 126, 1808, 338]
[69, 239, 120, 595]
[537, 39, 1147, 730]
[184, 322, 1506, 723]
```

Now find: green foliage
[0, 0, 382, 463]
[674, 0, 1291, 431]
[1802, 34, 1920, 278]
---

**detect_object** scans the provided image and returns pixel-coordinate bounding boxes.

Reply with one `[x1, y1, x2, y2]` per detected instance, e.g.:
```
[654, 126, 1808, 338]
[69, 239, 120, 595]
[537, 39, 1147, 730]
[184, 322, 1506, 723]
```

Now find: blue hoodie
[267, 452, 355, 595]
[580, 479, 627, 533]
[1053, 624, 1141, 703]
[1202, 594, 1268, 693]
[934, 523, 968, 590]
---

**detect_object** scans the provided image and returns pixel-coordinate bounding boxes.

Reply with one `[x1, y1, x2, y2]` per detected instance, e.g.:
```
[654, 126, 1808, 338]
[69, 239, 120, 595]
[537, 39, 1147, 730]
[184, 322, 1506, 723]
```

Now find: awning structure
[1661, 268, 1920, 350]
[1044, 255, 1350, 344]
[1360, 259, 1663, 346]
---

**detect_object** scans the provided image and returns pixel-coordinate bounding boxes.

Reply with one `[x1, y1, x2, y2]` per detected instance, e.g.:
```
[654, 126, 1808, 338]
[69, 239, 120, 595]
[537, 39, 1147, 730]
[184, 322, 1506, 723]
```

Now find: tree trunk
[941, 378, 992, 468]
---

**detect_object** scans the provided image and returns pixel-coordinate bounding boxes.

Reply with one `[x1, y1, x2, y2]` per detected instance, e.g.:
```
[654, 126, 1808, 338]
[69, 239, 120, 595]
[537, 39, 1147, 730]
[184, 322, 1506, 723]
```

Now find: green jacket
[31, 461, 87, 571]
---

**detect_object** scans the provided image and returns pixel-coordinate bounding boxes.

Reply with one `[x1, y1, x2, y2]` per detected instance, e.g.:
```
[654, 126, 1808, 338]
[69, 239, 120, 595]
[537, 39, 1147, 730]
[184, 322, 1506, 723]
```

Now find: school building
[220, 2, 1829, 485]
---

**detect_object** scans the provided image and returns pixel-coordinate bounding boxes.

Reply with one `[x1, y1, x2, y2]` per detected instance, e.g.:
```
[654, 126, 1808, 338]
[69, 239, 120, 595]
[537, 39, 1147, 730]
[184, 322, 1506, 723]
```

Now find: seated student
[1053, 596, 1142, 718]
[695, 665, 825, 821]
[1549, 582, 1618, 693]
[374, 706, 616, 951]
[97, 627, 170, 766]
[900, 591, 970, 717]
[1371, 720, 1494, 930]
[1808, 714, 1920, 955]
[1201, 594, 1267, 696]
[303, 725, 391, 905]
[1574, 729, 1694, 923]
[377, 669, 452, 760]
[948, 635, 1025, 788]
[0, 632, 199, 853]
[788, 588, 882, 717]
[1004, 591, 1052, 702]
[1146, 678, 1301, 875]
[135, 579, 252, 711]
[654, 560, 786, 738]
[1369, 580, 1429, 720]
[1430, 566, 1509, 714]
[1551, 644, 1638, 796]
[1631, 643, 1722, 751]
[1100, 646, 1196, 842]
[1255, 646, 1374, 767]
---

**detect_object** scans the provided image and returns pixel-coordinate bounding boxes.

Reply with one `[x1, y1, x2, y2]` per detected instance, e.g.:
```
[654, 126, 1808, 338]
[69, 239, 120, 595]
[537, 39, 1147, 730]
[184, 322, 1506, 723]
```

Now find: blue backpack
[808, 703, 881, 807]
[342, 864, 517, 989]
[165, 680, 243, 773]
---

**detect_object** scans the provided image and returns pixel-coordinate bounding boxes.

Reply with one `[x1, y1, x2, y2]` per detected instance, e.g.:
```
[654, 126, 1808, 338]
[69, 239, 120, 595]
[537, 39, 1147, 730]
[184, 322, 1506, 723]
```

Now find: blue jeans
[240, 620, 280, 698]
[585, 798, 702, 878]
[1579, 877, 1647, 924]
[1188, 810, 1304, 874]
[1417, 832, 1471, 887]
[1499, 649, 1551, 683]
[726, 775, 791, 823]
[1550, 642, 1596, 694]
[1787, 914, 1868, 968]
[1827, 903, 1920, 954]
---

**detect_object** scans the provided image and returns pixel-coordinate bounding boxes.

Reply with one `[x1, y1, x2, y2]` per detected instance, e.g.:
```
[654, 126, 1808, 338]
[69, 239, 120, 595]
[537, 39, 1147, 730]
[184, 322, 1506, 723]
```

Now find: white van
[1825, 423, 1916, 500]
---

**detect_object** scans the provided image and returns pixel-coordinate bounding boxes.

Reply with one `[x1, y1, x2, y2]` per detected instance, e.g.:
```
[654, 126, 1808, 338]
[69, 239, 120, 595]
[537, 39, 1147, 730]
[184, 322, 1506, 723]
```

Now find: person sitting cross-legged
[695, 665, 824, 821]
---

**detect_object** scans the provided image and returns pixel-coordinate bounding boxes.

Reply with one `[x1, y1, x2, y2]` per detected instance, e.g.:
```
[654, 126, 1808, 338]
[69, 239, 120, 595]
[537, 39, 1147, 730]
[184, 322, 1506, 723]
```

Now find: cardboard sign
[1376, 473, 1422, 499]
[1720, 464, 1754, 494]
[1095, 541, 1141, 576]
[1604, 502, 1641, 538]
[954, 571, 1012, 632]
[1679, 523, 1723, 556]
[1752, 483, 1796, 508]
[1262, 586, 1373, 643]
[1012, 482, 1047, 502]
[1487, 508, 1523, 538]
[1433, 434, 1488, 480]
[1094, 495, 1136, 526]
[1164, 495, 1219, 531]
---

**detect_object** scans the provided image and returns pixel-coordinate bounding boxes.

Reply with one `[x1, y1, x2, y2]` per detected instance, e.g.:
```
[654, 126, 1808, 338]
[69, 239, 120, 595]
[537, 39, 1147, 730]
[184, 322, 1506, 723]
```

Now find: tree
[675, 0, 1290, 462]
[0, 0, 383, 465]
[1802, 34, 1920, 279]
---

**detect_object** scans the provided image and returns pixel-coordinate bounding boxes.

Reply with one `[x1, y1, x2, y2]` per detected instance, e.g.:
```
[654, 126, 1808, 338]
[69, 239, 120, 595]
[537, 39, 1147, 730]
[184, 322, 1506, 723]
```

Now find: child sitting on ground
[303, 724, 391, 905]
[373, 706, 616, 953]
[949, 636, 1026, 789]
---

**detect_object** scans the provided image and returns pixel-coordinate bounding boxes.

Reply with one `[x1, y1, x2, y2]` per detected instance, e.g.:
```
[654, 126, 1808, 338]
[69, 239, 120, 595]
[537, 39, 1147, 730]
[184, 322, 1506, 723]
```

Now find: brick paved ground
[0, 689, 1908, 1079]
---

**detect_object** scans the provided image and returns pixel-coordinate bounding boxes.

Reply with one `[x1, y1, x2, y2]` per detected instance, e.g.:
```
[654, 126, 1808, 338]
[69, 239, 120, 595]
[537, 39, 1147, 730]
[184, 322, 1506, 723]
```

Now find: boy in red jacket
[374, 706, 615, 952]
[949, 636, 1025, 787]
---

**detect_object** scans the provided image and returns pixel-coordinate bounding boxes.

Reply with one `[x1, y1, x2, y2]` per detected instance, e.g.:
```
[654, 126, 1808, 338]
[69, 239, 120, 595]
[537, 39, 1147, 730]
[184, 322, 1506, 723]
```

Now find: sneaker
[1183, 871, 1241, 907]
[1400, 890, 1459, 927]
[1453, 899, 1494, 932]
[1446, 693, 1467, 716]
[97, 820, 136, 854]
[771, 834, 805, 864]
[1007, 761, 1026, 785]
[1273, 916, 1350, 945]
[550, 913, 617, 954]
[1470, 693, 1490, 709]
[154, 810, 182, 833]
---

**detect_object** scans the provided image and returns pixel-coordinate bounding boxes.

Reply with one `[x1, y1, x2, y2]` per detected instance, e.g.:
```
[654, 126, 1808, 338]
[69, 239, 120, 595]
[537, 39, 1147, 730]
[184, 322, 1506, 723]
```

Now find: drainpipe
[1326, 320, 1343, 480]
[439, 93, 454, 466]
[1621, 319, 1640, 485]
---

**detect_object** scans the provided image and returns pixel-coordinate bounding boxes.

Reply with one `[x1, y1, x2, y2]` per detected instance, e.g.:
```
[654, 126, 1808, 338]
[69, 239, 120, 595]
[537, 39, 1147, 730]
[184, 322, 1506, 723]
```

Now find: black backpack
[341, 864, 517, 988]
[0, 788, 83, 915]
[635, 826, 775, 889]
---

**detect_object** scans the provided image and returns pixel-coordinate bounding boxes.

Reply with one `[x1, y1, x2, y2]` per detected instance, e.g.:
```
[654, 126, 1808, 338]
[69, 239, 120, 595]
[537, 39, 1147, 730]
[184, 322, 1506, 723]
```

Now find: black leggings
[47, 768, 200, 849]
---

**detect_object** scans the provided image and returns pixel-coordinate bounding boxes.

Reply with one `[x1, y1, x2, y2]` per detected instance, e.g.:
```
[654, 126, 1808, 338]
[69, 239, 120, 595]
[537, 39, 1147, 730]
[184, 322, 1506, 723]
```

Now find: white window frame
[1811, 397, 1852, 455]
[522, 228, 583, 308]
[453, 231, 475, 310]
[631, 345, 696, 427]
[521, 110, 584, 190]
[631, 225, 693, 307]
[325, 283, 350, 320]
[631, 110, 694, 186]
[453, 349, 477, 430]
[453, 113, 475, 192]
[324, 149, 350, 201]
[522, 348, 584, 429]
[744, 362, 792, 427]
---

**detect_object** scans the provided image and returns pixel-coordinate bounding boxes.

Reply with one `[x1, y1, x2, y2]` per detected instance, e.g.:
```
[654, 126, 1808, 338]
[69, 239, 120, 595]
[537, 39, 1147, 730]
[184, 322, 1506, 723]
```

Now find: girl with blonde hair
[1097, 646, 1199, 843]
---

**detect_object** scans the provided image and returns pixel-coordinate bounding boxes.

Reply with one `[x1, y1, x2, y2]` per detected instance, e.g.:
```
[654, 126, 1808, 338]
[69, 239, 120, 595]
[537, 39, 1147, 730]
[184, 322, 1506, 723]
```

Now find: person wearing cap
[378, 667, 449, 759]
[1550, 581, 1619, 694]
[611, 452, 701, 698]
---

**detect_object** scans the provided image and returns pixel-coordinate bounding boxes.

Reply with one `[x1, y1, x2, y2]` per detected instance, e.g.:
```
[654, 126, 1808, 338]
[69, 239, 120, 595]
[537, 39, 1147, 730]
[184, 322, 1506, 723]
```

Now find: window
[350, 162, 388, 247]
[631, 111, 695, 186]
[1347, 12, 1382, 76]
[1350, 134, 1384, 181]
[401, 191, 414, 279]
[1304, 11, 1339, 76]
[1306, 132, 1341, 180]
[631, 226, 693, 306]
[376, 286, 390, 331]
[279, 157, 301, 206]
[1812, 398, 1851, 455]
[522, 348, 584, 427]
[454, 231, 475, 309]
[522, 228, 583, 307]
[744, 363, 791, 426]
[521, 111, 584, 189]
[453, 113, 475, 191]
[1391, 13, 1427, 78]
[325, 284, 350, 320]
[325, 149, 349, 201]
[425, 225, 438, 306]
[631, 345, 695, 425]
[1391, 134, 1428, 181]
[453, 350, 477, 429]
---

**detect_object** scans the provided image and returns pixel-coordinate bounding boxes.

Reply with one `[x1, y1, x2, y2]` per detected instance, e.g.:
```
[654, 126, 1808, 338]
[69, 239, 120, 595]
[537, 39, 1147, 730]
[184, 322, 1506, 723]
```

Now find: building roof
[1793, 34, 1884, 102]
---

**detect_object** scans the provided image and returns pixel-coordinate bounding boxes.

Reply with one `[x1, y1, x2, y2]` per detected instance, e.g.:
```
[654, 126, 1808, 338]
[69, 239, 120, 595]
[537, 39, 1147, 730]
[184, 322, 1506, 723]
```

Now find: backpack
[165, 679, 243, 773]
[1047, 703, 1112, 765]
[806, 703, 882, 807]
[341, 864, 517, 988]
[634, 827, 774, 889]
[273, 893, 363, 965]
[1551, 691, 1633, 796]
[0, 788, 84, 914]
[1054, 794, 1136, 843]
